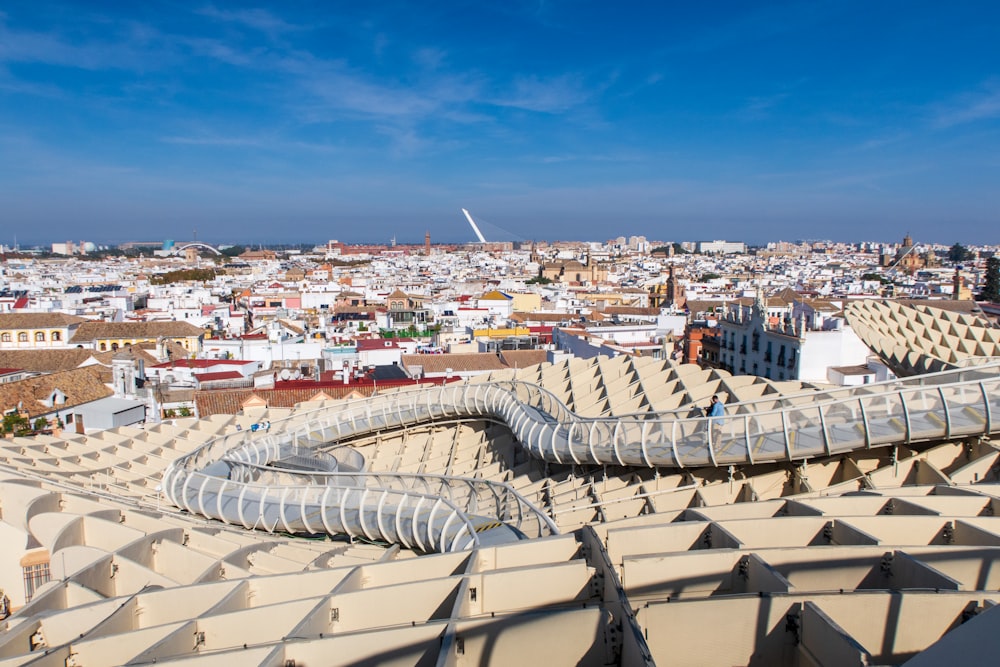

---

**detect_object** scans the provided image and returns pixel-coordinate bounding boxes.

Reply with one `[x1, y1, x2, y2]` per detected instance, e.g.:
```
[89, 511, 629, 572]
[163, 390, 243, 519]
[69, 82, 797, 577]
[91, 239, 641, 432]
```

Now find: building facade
[0, 313, 87, 350]
[717, 295, 870, 383]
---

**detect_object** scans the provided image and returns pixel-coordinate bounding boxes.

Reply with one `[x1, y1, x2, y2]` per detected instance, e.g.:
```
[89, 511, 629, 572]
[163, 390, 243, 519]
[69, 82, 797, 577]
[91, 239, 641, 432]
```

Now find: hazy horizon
[2, 2, 999, 245]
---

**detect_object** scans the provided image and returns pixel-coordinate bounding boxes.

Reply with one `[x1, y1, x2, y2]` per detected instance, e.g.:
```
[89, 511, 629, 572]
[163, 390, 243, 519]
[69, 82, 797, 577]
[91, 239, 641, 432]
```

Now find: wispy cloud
[490, 74, 591, 113]
[533, 152, 645, 164]
[0, 18, 139, 70]
[734, 92, 789, 121]
[161, 133, 341, 154]
[196, 5, 300, 37]
[840, 132, 910, 153]
[161, 135, 263, 147]
[930, 81, 1000, 128]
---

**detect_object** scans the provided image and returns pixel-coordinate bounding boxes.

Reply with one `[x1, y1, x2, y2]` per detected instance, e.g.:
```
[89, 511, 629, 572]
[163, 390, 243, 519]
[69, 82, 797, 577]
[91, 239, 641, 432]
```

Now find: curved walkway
[162, 364, 1000, 551]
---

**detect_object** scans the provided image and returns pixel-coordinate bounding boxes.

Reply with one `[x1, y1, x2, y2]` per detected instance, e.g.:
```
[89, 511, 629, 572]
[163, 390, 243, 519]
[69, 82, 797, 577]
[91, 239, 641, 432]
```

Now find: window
[51, 331, 61, 341]
[1, 333, 9, 342]
[23, 561, 51, 603]
[111, 343, 119, 351]
[35, 332, 45, 342]
[100, 343, 107, 351]
[18, 332, 28, 342]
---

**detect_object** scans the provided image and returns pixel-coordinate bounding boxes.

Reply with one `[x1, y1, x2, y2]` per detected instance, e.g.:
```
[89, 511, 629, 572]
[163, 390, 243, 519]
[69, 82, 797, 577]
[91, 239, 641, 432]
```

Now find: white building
[697, 240, 747, 255]
[718, 295, 870, 383]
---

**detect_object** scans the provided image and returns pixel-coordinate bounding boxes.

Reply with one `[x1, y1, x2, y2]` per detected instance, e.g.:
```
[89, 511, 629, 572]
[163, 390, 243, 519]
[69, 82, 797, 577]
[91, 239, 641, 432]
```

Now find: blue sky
[1, 1, 999, 246]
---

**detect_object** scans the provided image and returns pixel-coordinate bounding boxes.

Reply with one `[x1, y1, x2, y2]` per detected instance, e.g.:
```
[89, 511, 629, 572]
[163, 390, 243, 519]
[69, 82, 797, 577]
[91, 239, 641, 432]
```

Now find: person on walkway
[707, 395, 725, 444]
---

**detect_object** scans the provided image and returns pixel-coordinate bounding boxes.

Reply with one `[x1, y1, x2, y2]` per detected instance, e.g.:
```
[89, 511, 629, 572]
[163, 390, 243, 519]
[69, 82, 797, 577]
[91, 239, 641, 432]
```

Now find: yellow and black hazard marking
[474, 521, 504, 533]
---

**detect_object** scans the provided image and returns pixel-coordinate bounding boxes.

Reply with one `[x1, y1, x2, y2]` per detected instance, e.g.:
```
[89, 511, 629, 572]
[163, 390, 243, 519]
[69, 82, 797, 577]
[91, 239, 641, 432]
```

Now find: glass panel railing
[857, 393, 907, 446]
[822, 399, 867, 454]
[902, 386, 948, 441]
[163, 366, 1000, 551]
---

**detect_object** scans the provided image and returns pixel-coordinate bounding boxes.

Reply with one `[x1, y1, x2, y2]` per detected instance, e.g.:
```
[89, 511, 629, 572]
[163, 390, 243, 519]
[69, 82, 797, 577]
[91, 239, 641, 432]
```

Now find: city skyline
[2, 2, 1000, 244]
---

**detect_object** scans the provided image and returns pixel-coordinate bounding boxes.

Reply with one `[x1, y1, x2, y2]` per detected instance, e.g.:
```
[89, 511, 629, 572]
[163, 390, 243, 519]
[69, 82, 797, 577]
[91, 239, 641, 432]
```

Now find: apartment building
[0, 313, 87, 350]
[717, 294, 869, 383]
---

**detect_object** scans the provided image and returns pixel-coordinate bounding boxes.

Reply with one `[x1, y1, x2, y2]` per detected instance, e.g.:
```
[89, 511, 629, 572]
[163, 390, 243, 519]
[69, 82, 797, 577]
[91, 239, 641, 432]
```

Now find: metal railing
[162, 364, 1000, 550]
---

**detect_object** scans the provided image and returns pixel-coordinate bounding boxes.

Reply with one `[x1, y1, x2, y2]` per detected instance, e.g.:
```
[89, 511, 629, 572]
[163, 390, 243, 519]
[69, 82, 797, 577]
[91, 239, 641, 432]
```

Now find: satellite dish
[279, 369, 292, 381]
[162, 374, 176, 384]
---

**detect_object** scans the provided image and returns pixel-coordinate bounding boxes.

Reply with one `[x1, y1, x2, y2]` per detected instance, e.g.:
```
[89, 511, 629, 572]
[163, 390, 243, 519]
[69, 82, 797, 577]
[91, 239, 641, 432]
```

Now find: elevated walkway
[162, 364, 1000, 551]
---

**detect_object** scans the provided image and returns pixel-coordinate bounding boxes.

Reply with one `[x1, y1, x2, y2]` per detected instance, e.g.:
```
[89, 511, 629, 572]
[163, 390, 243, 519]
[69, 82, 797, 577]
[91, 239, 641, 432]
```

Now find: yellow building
[69, 321, 205, 356]
[509, 292, 541, 313]
[471, 326, 532, 339]
[0, 313, 87, 350]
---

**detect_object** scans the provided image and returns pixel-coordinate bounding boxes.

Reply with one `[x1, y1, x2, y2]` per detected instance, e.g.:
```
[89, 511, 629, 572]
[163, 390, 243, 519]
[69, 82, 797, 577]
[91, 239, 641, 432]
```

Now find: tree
[861, 272, 890, 285]
[150, 268, 217, 285]
[2, 413, 30, 435]
[33, 417, 49, 432]
[651, 243, 690, 255]
[948, 243, 970, 263]
[982, 256, 1000, 303]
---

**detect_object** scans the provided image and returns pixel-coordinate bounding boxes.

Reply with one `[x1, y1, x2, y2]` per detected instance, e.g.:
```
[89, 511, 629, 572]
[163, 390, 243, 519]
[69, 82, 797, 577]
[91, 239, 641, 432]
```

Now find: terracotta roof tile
[70, 321, 205, 343]
[0, 366, 112, 418]
[0, 313, 88, 329]
[400, 352, 506, 374]
[499, 350, 547, 369]
[0, 349, 95, 373]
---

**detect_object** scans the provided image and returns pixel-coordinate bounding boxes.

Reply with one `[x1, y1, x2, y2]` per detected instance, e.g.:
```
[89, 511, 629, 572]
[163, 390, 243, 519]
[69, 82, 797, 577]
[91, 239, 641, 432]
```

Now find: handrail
[162, 364, 1000, 552]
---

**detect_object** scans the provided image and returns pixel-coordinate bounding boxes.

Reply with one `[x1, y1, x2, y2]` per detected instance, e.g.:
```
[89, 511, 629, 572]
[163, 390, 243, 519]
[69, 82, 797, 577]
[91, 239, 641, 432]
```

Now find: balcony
[764, 353, 772, 362]
[739, 344, 746, 354]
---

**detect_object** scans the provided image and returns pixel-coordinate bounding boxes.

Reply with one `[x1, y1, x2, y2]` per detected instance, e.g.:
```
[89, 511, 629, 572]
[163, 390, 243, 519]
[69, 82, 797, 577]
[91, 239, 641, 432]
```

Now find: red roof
[273, 376, 460, 390]
[195, 371, 245, 382]
[356, 339, 403, 351]
[151, 359, 256, 369]
[13, 297, 28, 309]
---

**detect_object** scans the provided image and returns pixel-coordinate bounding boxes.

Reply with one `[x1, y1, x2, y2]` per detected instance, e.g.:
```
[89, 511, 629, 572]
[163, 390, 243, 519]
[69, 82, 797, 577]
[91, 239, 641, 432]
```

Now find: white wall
[798, 327, 870, 384]
[0, 523, 29, 608]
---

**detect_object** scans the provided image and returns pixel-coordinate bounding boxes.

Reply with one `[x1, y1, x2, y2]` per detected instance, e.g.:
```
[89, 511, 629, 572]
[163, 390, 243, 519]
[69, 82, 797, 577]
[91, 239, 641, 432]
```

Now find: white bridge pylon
[461, 208, 487, 243]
